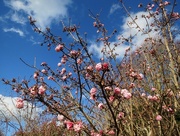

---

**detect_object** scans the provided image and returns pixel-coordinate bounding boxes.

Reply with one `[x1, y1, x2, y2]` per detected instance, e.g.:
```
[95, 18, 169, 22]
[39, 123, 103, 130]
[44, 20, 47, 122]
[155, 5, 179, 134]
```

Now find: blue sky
[0, 0, 180, 135]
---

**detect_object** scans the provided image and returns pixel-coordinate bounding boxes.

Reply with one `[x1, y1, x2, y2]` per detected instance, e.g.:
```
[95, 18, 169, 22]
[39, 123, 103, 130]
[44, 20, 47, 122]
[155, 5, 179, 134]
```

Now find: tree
[2, 0, 180, 135]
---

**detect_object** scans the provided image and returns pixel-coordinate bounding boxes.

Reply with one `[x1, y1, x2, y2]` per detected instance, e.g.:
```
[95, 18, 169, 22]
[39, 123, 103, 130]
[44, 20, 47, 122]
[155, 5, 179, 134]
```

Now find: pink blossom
[130, 72, 137, 78]
[93, 22, 97, 27]
[123, 92, 132, 99]
[102, 62, 109, 70]
[114, 87, 121, 95]
[159, 3, 163, 7]
[62, 76, 67, 81]
[151, 87, 156, 91]
[41, 69, 47, 74]
[64, 120, 74, 130]
[33, 72, 38, 79]
[55, 44, 63, 52]
[107, 130, 115, 135]
[77, 58, 82, 64]
[30, 86, 37, 95]
[73, 121, 83, 132]
[61, 58, 66, 64]
[90, 88, 97, 100]
[48, 76, 55, 80]
[121, 89, 128, 94]
[70, 50, 78, 57]
[171, 12, 180, 19]
[118, 112, 124, 119]
[129, 83, 135, 88]
[91, 131, 102, 136]
[141, 93, 146, 97]
[41, 62, 47, 66]
[156, 115, 162, 121]
[137, 73, 144, 80]
[87, 65, 93, 71]
[148, 95, 159, 102]
[90, 88, 97, 95]
[57, 63, 61, 67]
[61, 68, 66, 75]
[109, 96, 115, 102]
[98, 103, 104, 109]
[121, 89, 132, 99]
[15, 98, 24, 109]
[68, 72, 72, 76]
[104, 86, 112, 91]
[57, 114, 64, 121]
[95, 63, 102, 71]
[147, 95, 153, 100]
[38, 85, 46, 95]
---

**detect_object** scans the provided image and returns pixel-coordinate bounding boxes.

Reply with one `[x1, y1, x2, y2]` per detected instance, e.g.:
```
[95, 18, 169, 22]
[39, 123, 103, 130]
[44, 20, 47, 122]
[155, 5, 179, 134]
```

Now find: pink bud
[95, 63, 102, 71]
[98, 103, 104, 109]
[107, 130, 115, 135]
[70, 50, 78, 57]
[151, 87, 156, 91]
[109, 96, 115, 102]
[55, 44, 63, 52]
[87, 65, 93, 71]
[102, 62, 109, 70]
[64, 120, 74, 130]
[38, 85, 46, 95]
[114, 87, 121, 95]
[118, 112, 124, 119]
[156, 115, 162, 121]
[15, 98, 24, 109]
[57, 63, 61, 67]
[41, 69, 47, 74]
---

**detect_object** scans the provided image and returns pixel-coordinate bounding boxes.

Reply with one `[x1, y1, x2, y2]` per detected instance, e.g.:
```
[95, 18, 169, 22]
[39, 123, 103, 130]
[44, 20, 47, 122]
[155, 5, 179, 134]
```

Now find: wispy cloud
[11, 12, 27, 25]
[4, 0, 73, 29]
[109, 4, 121, 15]
[89, 11, 159, 58]
[0, 94, 41, 122]
[3, 27, 24, 36]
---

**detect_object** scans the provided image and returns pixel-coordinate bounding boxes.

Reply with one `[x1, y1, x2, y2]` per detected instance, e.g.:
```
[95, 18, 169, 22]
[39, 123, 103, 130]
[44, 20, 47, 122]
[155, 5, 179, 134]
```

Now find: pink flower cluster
[64, 120, 83, 132]
[114, 88, 132, 99]
[15, 98, 24, 109]
[95, 62, 109, 71]
[91, 129, 115, 136]
[171, 12, 180, 20]
[147, 95, 159, 102]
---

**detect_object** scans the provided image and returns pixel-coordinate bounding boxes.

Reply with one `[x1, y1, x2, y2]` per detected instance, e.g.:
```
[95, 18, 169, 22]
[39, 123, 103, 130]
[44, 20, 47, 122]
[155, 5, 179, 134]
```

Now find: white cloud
[89, 11, 159, 58]
[4, 0, 73, 29]
[109, 4, 121, 15]
[0, 94, 41, 122]
[11, 12, 27, 25]
[89, 41, 128, 59]
[3, 27, 24, 36]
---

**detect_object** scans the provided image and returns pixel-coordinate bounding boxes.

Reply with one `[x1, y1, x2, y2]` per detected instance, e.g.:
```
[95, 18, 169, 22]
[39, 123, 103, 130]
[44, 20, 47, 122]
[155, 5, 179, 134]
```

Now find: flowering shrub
[2, 0, 180, 135]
